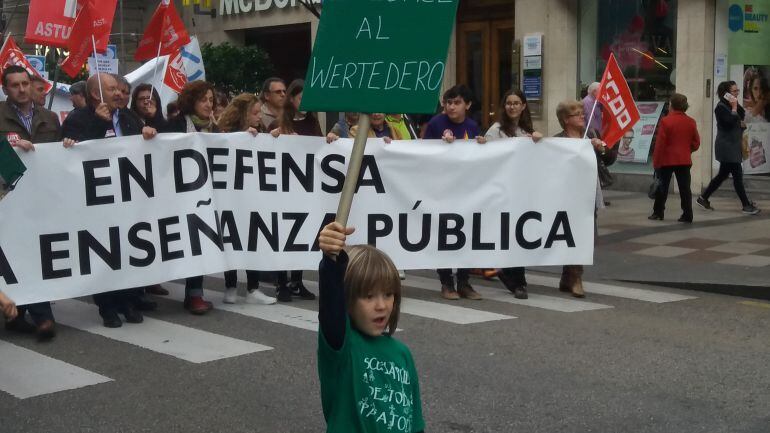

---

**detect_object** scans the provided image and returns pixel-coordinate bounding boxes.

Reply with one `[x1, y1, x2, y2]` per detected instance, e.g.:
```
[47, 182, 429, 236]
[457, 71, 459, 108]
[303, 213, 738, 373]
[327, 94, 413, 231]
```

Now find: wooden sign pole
[334, 113, 370, 226]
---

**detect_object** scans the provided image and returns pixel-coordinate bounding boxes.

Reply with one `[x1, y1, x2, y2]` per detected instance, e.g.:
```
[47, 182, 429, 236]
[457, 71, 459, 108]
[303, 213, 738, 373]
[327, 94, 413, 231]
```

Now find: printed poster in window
[616, 101, 665, 164]
[742, 64, 770, 174]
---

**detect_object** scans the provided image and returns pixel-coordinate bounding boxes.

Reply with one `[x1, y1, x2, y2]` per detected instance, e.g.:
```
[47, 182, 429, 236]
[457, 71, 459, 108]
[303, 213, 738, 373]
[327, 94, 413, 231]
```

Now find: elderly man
[582, 82, 603, 135]
[114, 74, 131, 110]
[62, 73, 156, 328]
[0, 65, 62, 340]
[259, 77, 286, 131]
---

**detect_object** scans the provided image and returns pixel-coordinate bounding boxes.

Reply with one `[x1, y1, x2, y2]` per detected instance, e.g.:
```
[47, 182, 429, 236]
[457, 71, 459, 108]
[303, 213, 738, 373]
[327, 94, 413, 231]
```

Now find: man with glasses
[259, 77, 287, 131]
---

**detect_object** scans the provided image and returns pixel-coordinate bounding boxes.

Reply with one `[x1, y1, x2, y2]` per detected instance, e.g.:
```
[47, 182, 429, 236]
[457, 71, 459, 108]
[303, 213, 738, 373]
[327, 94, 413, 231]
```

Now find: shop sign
[219, 0, 321, 16]
[727, 1, 770, 65]
[300, 0, 459, 114]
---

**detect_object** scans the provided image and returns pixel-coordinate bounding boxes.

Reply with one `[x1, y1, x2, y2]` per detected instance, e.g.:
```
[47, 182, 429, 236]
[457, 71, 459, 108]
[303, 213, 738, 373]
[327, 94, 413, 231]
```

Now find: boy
[423, 85, 485, 301]
[423, 85, 486, 144]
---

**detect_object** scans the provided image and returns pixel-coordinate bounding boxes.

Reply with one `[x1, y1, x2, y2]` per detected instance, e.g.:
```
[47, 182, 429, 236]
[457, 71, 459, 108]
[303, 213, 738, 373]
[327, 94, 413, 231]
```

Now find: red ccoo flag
[163, 48, 187, 93]
[597, 53, 641, 148]
[59, 0, 118, 78]
[0, 36, 53, 93]
[134, 0, 191, 61]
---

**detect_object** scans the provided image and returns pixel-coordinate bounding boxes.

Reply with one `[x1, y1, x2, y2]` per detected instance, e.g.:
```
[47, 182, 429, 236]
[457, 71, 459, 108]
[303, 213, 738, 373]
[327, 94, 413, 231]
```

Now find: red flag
[135, 0, 191, 61]
[163, 48, 187, 93]
[0, 37, 53, 94]
[59, 0, 117, 78]
[25, 0, 115, 49]
[597, 53, 641, 148]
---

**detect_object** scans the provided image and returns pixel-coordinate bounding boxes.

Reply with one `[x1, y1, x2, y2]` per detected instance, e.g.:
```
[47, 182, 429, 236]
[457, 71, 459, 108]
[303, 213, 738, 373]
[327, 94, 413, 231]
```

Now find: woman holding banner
[269, 79, 321, 302]
[215, 93, 277, 305]
[485, 89, 543, 300]
[162, 81, 219, 314]
[553, 100, 609, 298]
[131, 84, 167, 131]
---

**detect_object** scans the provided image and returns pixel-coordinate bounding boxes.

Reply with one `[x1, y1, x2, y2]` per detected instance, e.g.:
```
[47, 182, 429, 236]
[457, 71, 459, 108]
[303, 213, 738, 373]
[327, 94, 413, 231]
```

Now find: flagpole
[583, 98, 598, 139]
[149, 41, 163, 100]
[0, 32, 12, 55]
[47, 49, 60, 110]
[91, 35, 103, 103]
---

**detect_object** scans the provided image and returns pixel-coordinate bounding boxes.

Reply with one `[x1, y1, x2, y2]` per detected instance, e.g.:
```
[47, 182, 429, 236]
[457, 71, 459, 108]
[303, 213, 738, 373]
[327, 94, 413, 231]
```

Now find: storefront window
[715, 0, 770, 176]
[579, 0, 678, 175]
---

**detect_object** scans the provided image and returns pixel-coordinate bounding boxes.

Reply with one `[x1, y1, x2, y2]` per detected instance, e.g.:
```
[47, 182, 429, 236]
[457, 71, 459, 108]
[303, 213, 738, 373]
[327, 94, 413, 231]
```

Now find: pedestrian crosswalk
[0, 272, 696, 400]
[55, 299, 272, 363]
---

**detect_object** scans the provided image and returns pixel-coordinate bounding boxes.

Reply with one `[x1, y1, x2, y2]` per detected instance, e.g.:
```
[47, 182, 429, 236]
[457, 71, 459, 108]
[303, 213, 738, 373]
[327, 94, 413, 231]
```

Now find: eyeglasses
[505, 101, 523, 107]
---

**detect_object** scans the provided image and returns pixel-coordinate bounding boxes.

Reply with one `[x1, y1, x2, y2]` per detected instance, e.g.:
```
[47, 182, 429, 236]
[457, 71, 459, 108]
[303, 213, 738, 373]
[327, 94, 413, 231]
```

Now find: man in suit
[62, 73, 157, 328]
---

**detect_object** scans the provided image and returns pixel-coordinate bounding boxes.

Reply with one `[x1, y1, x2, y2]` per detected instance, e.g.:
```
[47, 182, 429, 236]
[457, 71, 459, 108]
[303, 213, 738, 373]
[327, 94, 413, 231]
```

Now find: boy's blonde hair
[343, 245, 402, 336]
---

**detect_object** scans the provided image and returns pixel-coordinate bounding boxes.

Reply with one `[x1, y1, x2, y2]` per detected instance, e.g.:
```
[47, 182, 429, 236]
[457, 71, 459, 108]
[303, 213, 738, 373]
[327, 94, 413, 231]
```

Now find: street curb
[632, 281, 770, 301]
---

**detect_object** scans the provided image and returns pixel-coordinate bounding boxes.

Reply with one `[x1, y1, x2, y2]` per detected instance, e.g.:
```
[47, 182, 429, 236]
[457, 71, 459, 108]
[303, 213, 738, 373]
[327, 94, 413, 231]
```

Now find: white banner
[0, 134, 597, 305]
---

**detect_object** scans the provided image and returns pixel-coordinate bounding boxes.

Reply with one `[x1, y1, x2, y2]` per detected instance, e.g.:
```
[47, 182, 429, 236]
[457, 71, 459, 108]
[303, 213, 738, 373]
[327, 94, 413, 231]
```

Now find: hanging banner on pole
[300, 0, 460, 114]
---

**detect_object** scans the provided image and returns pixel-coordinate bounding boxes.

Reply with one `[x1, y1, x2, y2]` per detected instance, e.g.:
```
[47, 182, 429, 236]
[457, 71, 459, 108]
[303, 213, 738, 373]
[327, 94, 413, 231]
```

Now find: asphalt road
[1, 271, 769, 433]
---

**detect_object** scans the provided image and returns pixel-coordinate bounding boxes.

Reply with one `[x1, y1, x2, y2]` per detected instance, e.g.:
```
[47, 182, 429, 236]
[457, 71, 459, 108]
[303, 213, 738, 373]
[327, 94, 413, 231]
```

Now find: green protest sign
[300, 0, 460, 114]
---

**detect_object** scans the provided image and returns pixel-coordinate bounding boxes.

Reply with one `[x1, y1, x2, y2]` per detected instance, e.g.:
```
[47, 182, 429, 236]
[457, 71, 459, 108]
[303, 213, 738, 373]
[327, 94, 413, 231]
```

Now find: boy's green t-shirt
[318, 318, 424, 433]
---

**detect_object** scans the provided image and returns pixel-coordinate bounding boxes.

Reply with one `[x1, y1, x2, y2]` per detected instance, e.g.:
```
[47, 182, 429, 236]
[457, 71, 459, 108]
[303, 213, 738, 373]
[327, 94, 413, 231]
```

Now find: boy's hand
[326, 132, 339, 143]
[442, 130, 455, 143]
[319, 222, 355, 257]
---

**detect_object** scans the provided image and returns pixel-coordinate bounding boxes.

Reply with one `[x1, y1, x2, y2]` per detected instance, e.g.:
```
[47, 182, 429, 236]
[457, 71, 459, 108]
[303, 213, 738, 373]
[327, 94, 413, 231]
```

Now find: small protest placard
[300, 0, 460, 114]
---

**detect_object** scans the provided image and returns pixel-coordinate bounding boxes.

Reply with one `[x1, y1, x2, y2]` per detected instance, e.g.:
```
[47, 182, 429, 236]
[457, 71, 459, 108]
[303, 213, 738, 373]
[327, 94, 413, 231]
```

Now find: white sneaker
[398, 270, 406, 280]
[245, 289, 276, 305]
[223, 287, 238, 304]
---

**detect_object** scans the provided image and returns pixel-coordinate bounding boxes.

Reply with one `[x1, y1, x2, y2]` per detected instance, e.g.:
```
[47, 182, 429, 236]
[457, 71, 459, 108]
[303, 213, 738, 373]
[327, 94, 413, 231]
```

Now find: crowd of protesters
[0, 66, 760, 342]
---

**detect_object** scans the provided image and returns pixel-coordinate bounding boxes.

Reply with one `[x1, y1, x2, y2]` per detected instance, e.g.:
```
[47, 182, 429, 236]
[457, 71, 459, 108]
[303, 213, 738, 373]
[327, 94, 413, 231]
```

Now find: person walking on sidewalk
[649, 93, 700, 222]
[697, 81, 760, 215]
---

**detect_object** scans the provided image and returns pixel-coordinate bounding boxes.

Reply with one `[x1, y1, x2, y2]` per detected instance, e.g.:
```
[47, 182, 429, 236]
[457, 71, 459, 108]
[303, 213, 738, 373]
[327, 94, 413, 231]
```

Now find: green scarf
[190, 114, 213, 132]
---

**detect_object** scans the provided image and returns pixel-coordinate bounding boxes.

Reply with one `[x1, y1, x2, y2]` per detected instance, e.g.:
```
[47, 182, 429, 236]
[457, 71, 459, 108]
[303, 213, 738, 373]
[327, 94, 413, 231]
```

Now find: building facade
[175, 0, 767, 193]
[3, 0, 766, 193]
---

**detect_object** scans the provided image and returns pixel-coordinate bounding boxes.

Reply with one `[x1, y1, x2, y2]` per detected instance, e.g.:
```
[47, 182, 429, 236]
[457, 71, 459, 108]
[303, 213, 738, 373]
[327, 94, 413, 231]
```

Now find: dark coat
[0, 101, 62, 144]
[652, 111, 700, 168]
[162, 115, 219, 133]
[62, 106, 145, 141]
[713, 101, 745, 163]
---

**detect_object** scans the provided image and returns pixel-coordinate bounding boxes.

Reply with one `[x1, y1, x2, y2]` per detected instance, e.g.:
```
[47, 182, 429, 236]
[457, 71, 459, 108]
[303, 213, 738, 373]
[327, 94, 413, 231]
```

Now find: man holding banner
[0, 65, 62, 340]
[61, 73, 157, 328]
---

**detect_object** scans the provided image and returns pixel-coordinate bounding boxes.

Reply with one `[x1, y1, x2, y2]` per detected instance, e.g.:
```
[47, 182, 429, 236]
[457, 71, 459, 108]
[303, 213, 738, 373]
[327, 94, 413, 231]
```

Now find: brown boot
[440, 277, 460, 300]
[559, 266, 572, 293]
[569, 265, 585, 298]
[457, 279, 482, 300]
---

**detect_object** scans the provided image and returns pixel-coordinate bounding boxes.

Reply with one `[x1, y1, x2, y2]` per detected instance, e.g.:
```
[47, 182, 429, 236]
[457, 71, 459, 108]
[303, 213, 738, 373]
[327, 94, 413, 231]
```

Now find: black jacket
[713, 101, 745, 163]
[62, 106, 145, 141]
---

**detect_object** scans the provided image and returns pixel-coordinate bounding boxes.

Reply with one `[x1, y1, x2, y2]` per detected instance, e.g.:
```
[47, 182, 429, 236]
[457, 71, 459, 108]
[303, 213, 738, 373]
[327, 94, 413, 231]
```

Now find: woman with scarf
[162, 81, 219, 314]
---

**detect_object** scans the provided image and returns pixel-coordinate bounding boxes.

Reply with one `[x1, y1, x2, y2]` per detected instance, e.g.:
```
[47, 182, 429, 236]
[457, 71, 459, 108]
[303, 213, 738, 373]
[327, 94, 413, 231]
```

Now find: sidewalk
[532, 190, 770, 293]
